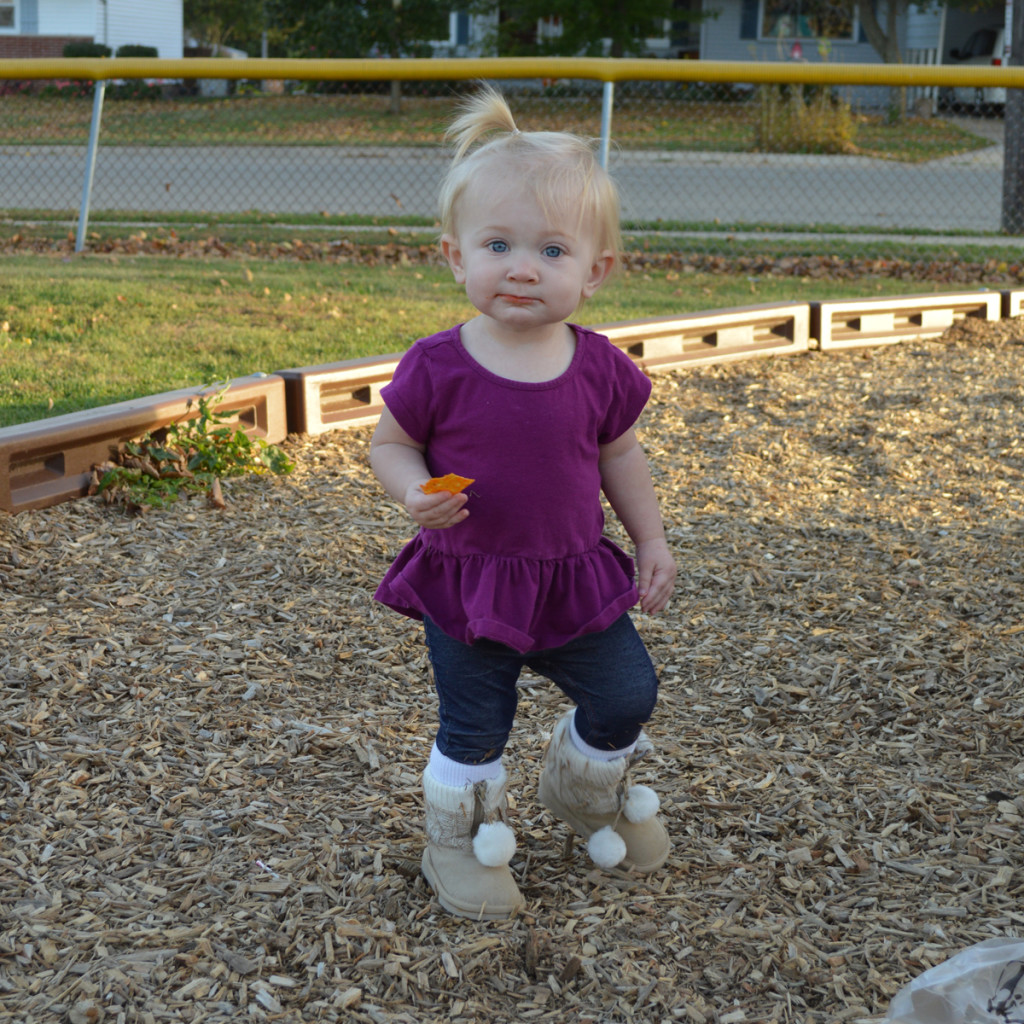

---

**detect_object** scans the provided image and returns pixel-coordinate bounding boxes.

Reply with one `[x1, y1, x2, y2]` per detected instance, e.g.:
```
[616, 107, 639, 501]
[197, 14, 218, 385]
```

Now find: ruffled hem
[374, 538, 638, 653]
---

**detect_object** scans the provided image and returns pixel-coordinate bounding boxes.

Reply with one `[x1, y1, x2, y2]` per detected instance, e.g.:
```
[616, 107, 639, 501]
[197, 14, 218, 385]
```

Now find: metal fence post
[599, 80, 614, 170]
[75, 80, 107, 253]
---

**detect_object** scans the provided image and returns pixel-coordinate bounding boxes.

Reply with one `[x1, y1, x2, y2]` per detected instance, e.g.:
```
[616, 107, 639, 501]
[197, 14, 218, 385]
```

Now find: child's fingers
[409, 490, 469, 529]
[638, 563, 675, 614]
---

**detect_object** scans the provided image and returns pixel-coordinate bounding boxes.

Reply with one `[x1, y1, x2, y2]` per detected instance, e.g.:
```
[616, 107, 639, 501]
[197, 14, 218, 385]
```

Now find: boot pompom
[473, 821, 516, 867]
[587, 825, 627, 869]
[623, 784, 660, 824]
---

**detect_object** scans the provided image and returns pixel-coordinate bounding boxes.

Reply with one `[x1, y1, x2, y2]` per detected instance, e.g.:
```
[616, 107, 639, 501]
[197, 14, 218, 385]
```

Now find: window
[761, 0, 854, 40]
[0, 2, 14, 30]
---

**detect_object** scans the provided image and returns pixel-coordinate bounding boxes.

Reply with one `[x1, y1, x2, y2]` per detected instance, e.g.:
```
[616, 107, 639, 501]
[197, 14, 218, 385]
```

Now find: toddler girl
[371, 84, 677, 920]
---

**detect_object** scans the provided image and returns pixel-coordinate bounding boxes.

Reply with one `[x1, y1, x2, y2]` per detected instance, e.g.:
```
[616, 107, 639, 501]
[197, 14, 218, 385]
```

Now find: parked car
[945, 26, 1007, 109]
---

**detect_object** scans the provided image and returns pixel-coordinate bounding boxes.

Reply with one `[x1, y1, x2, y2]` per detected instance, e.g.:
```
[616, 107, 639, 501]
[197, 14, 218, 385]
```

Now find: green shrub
[756, 84, 856, 155]
[115, 44, 159, 58]
[94, 384, 294, 510]
[62, 41, 112, 58]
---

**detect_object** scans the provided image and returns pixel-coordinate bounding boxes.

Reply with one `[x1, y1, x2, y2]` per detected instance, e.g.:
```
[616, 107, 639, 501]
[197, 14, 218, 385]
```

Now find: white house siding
[699, 0, 924, 109]
[27, 0, 181, 55]
[38, 0, 93, 35]
[905, 3, 942, 50]
[15, 0, 36, 34]
[700, 0, 883, 63]
[98, 0, 183, 57]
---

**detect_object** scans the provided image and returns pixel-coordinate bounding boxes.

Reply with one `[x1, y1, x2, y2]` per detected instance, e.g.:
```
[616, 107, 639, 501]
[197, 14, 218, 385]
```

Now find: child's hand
[405, 483, 470, 530]
[635, 538, 676, 615]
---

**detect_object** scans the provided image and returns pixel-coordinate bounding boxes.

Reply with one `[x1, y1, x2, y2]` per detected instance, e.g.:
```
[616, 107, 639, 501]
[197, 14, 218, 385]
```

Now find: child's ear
[441, 234, 467, 284]
[581, 249, 615, 299]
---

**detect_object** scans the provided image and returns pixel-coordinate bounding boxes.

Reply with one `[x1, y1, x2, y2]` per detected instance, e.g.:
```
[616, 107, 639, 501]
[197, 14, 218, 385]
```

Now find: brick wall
[0, 36, 91, 59]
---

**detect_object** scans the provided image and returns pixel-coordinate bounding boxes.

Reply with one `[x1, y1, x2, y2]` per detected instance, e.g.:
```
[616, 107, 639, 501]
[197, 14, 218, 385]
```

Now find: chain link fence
[0, 64, 1019, 252]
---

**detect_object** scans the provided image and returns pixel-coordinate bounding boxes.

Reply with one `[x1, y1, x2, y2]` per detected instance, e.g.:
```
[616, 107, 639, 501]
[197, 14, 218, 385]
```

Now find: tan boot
[421, 767, 525, 921]
[538, 712, 670, 873]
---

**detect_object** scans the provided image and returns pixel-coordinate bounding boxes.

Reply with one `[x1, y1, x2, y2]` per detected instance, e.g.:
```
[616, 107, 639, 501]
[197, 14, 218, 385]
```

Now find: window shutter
[858, 0, 873, 43]
[740, 0, 760, 40]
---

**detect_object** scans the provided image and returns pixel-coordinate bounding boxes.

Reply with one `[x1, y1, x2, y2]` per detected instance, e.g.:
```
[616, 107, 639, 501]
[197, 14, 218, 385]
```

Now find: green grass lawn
[0, 246, 989, 429]
[0, 92, 992, 161]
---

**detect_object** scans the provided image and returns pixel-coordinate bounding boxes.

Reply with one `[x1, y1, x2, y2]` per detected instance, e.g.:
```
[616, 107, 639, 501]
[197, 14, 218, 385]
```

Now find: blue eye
[543, 245, 564, 258]
[487, 240, 509, 253]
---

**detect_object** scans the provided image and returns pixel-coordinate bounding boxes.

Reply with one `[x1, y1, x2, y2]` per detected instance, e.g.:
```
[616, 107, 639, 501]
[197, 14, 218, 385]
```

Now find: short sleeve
[380, 342, 434, 445]
[595, 337, 652, 445]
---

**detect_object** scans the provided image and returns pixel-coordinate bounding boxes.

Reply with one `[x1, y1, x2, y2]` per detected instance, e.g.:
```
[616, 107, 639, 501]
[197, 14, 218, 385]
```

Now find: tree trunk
[856, 0, 890, 56]
[856, 0, 904, 117]
[1002, 0, 1024, 232]
[886, 0, 903, 118]
[390, 78, 402, 115]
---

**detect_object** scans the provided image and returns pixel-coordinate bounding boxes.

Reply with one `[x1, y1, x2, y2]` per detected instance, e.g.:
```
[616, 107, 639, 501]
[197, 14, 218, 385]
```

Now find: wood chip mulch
[2, 316, 1024, 1024]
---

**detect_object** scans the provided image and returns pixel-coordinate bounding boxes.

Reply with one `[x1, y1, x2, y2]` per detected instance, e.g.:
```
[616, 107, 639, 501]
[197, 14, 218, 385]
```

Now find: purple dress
[373, 324, 652, 653]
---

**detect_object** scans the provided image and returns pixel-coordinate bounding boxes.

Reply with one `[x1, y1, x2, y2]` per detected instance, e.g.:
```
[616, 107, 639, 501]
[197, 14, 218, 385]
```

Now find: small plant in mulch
[91, 383, 294, 512]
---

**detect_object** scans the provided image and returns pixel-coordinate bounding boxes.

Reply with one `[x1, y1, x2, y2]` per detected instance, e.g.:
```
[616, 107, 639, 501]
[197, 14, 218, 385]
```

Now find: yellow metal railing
[3, 55, 1024, 90]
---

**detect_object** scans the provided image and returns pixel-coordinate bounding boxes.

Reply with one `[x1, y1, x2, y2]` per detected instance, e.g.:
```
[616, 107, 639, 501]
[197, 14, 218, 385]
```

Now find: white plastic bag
[885, 938, 1024, 1024]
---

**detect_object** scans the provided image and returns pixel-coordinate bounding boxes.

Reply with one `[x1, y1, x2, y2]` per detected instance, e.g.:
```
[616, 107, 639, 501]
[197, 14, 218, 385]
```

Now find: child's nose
[507, 254, 539, 280]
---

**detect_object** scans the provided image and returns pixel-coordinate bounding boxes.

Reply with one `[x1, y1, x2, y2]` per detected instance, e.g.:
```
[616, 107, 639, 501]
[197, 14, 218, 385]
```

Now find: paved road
[613, 146, 1004, 232]
[0, 118, 1012, 233]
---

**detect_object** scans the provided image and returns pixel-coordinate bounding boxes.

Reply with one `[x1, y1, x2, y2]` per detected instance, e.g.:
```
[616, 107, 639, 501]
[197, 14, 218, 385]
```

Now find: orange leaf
[421, 473, 474, 495]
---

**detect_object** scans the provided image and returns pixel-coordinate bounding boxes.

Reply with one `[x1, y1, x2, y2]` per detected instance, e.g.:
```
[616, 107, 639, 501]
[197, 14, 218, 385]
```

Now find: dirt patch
[2, 318, 1024, 1024]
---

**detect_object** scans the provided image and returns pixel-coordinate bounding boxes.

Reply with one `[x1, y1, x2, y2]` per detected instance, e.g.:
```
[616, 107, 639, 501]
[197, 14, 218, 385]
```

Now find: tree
[858, 0, 1003, 65]
[264, 0, 366, 58]
[856, 0, 901, 65]
[361, 0, 449, 111]
[184, 0, 267, 53]
[477, 0, 688, 58]
[856, 0, 1002, 118]
[262, 0, 445, 59]
[263, 0, 446, 108]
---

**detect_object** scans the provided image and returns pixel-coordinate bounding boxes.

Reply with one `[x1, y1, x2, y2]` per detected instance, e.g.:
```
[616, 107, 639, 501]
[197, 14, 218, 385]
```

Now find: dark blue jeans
[423, 613, 659, 766]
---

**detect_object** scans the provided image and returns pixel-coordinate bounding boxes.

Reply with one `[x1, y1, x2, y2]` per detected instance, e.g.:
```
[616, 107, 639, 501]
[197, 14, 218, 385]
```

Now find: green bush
[95, 384, 294, 510]
[115, 44, 159, 58]
[756, 84, 856, 155]
[62, 41, 112, 58]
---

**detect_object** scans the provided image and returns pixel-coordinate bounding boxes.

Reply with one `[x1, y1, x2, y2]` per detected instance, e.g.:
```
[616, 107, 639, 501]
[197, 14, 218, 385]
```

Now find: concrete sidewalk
[944, 113, 1005, 144]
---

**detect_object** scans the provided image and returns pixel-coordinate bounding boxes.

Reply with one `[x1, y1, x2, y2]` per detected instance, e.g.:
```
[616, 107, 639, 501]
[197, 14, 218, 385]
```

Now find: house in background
[701, 0, 1006, 67]
[440, 0, 1006, 68]
[0, 0, 183, 59]
[436, 0, 1008, 111]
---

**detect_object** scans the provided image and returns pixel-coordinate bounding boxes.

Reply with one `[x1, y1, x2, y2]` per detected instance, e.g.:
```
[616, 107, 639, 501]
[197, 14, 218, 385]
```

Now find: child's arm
[599, 428, 677, 614]
[370, 408, 469, 530]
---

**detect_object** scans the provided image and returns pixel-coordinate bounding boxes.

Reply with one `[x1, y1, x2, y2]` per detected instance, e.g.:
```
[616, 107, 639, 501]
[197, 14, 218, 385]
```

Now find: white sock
[569, 714, 636, 762]
[427, 743, 503, 787]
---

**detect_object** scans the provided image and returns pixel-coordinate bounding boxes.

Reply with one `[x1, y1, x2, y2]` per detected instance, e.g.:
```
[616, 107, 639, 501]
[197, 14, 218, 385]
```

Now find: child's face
[441, 171, 613, 335]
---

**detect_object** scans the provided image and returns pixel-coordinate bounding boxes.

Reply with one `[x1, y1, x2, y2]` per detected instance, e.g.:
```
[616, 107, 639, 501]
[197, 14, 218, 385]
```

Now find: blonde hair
[437, 84, 622, 270]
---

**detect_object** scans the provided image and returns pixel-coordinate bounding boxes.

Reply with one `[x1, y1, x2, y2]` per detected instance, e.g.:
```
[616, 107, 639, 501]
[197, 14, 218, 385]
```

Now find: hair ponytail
[445, 84, 520, 163]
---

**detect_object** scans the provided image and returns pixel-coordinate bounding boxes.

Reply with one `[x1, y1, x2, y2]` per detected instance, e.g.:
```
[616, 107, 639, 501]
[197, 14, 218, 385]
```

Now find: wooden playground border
[1, 289, 1019, 515]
